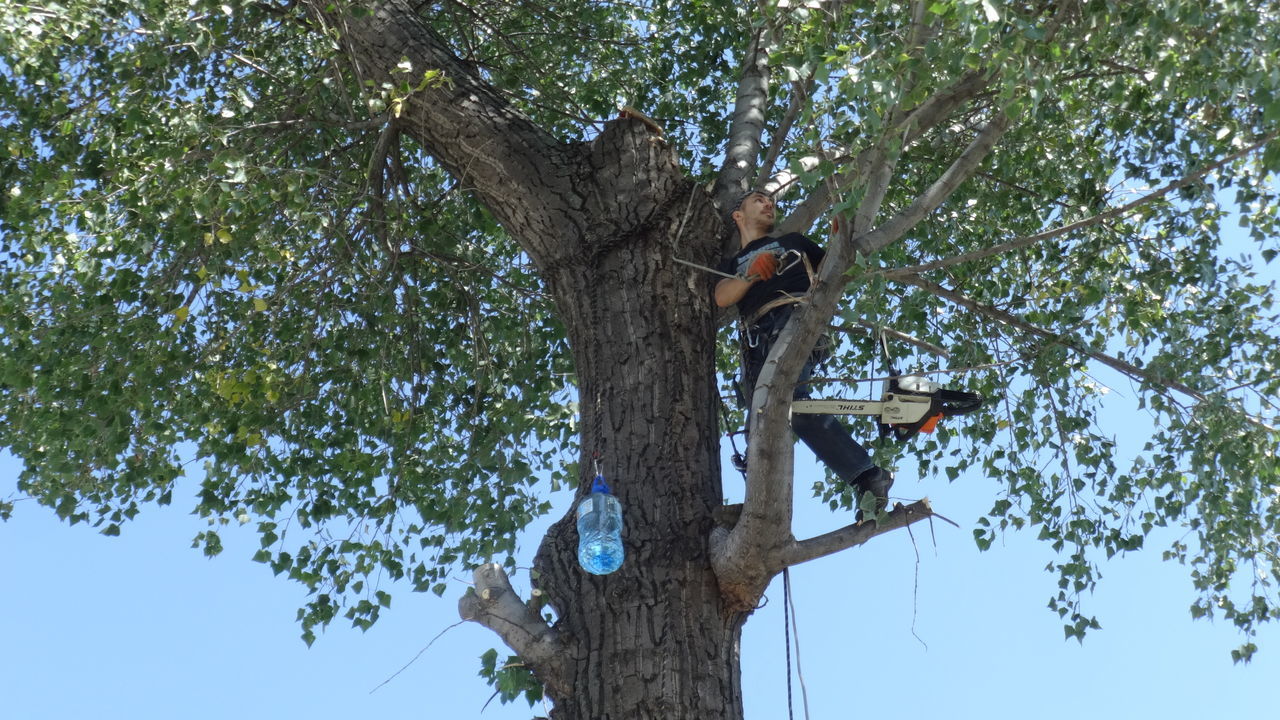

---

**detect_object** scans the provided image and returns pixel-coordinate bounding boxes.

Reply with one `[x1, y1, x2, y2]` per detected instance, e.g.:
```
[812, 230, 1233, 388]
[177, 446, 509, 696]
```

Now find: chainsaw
[792, 375, 985, 442]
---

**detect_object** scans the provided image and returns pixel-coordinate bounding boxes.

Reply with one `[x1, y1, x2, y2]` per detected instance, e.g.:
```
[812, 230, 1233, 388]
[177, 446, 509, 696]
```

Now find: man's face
[735, 192, 775, 232]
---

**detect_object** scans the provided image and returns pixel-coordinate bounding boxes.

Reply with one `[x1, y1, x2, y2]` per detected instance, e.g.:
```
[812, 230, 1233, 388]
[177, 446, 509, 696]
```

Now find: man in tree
[715, 190, 894, 510]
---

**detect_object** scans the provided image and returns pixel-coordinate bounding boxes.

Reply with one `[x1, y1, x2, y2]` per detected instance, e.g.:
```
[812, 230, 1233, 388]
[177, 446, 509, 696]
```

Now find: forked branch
[458, 563, 570, 696]
[714, 109, 1011, 603]
[854, 111, 1010, 256]
[779, 70, 993, 235]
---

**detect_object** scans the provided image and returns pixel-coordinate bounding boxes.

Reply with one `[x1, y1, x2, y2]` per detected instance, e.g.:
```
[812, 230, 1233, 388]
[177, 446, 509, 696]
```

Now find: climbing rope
[716, 393, 748, 477]
[782, 568, 811, 720]
[783, 568, 794, 720]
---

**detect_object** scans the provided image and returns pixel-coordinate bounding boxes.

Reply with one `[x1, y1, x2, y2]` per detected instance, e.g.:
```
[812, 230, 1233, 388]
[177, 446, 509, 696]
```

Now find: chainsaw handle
[878, 388, 986, 443]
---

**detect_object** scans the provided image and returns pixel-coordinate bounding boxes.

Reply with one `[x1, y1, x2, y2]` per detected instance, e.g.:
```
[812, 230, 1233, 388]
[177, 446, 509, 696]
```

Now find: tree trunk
[322, 3, 759, 714]
[529, 122, 747, 719]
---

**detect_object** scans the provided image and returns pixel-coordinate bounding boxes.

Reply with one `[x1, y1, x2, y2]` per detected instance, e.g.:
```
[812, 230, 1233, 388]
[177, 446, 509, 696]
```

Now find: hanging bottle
[577, 474, 624, 575]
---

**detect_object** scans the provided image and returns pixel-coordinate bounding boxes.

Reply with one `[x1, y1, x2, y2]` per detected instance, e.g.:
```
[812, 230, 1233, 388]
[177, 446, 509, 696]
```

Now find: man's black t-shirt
[718, 232, 825, 321]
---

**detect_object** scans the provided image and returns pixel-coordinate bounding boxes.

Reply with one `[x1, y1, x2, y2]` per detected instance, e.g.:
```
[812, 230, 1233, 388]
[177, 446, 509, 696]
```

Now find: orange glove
[748, 252, 778, 281]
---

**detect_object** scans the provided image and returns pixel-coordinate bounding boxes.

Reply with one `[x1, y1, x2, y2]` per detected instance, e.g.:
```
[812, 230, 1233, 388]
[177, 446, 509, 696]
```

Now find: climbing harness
[742, 249, 816, 328]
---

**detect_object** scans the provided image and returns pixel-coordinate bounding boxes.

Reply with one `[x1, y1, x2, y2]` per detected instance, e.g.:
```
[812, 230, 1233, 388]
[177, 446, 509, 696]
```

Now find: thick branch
[882, 131, 1280, 278]
[713, 18, 1006, 602]
[851, 142, 900, 236]
[854, 110, 1010, 256]
[712, 102, 1005, 593]
[711, 142, 901, 592]
[310, 0, 573, 234]
[778, 70, 992, 235]
[458, 563, 570, 696]
[714, 24, 772, 211]
[782, 498, 939, 567]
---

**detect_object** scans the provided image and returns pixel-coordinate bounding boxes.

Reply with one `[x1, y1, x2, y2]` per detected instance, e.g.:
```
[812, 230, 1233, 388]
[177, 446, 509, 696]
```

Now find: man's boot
[853, 466, 894, 520]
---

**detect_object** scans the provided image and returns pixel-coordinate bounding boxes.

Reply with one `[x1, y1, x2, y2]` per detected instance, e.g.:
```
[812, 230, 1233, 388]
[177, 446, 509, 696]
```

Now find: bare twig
[369, 620, 467, 693]
[830, 320, 951, 359]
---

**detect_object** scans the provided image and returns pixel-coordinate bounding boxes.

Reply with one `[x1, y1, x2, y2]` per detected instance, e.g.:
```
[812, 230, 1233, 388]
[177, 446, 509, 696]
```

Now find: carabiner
[777, 249, 804, 276]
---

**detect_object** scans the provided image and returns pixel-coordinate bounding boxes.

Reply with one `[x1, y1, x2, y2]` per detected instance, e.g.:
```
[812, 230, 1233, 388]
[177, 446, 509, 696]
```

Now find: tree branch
[307, 0, 574, 236]
[831, 320, 951, 359]
[851, 142, 900, 236]
[712, 82, 1007, 602]
[895, 272, 1208, 398]
[882, 131, 1280, 279]
[710, 136, 901, 596]
[757, 75, 815, 191]
[777, 70, 992, 236]
[897, 272, 1277, 432]
[714, 20, 773, 212]
[854, 110, 1010, 256]
[458, 563, 571, 696]
[781, 499, 941, 567]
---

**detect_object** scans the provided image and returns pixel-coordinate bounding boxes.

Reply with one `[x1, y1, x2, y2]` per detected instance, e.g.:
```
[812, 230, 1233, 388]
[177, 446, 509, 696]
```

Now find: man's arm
[715, 275, 756, 308]
[715, 252, 778, 307]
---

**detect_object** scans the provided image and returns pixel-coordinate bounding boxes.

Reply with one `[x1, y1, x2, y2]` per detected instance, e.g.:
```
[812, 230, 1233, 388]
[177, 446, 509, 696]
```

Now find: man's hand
[748, 252, 778, 281]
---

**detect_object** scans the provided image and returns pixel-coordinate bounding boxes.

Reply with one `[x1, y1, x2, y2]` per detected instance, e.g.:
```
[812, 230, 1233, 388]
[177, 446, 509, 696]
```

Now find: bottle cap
[590, 474, 612, 494]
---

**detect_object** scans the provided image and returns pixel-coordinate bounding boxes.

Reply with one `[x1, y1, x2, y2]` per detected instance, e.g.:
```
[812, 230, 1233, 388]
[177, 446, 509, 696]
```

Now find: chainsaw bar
[791, 380, 985, 442]
[792, 393, 934, 424]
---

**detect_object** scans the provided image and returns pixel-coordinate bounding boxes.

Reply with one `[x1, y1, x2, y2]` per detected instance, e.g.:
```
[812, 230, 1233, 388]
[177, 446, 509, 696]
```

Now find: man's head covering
[732, 189, 771, 212]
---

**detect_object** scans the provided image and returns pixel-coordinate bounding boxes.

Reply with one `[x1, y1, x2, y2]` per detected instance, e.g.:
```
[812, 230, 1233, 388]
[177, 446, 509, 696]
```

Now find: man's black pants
[740, 308, 877, 486]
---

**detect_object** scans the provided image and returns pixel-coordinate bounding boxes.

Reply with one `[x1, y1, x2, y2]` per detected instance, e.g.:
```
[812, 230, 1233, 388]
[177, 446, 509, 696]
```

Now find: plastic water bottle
[577, 475, 624, 575]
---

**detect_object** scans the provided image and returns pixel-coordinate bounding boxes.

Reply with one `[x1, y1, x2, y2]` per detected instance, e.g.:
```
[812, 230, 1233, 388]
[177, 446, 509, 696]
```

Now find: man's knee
[791, 412, 838, 442]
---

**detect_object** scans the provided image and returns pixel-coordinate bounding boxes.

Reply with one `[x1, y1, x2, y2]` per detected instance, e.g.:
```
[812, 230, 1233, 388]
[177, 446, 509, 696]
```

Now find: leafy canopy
[2, 0, 1279, 655]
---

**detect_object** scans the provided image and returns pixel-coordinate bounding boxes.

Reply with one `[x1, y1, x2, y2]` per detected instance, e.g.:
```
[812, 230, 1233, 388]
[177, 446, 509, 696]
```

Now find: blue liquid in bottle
[577, 475, 624, 575]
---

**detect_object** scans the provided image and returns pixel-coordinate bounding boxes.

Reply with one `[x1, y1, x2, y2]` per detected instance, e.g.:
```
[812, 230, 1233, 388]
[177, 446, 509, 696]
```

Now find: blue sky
[3, 375, 1277, 720]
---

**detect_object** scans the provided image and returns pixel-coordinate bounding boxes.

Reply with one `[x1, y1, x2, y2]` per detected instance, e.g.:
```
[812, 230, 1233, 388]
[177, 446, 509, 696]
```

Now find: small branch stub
[457, 563, 571, 696]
